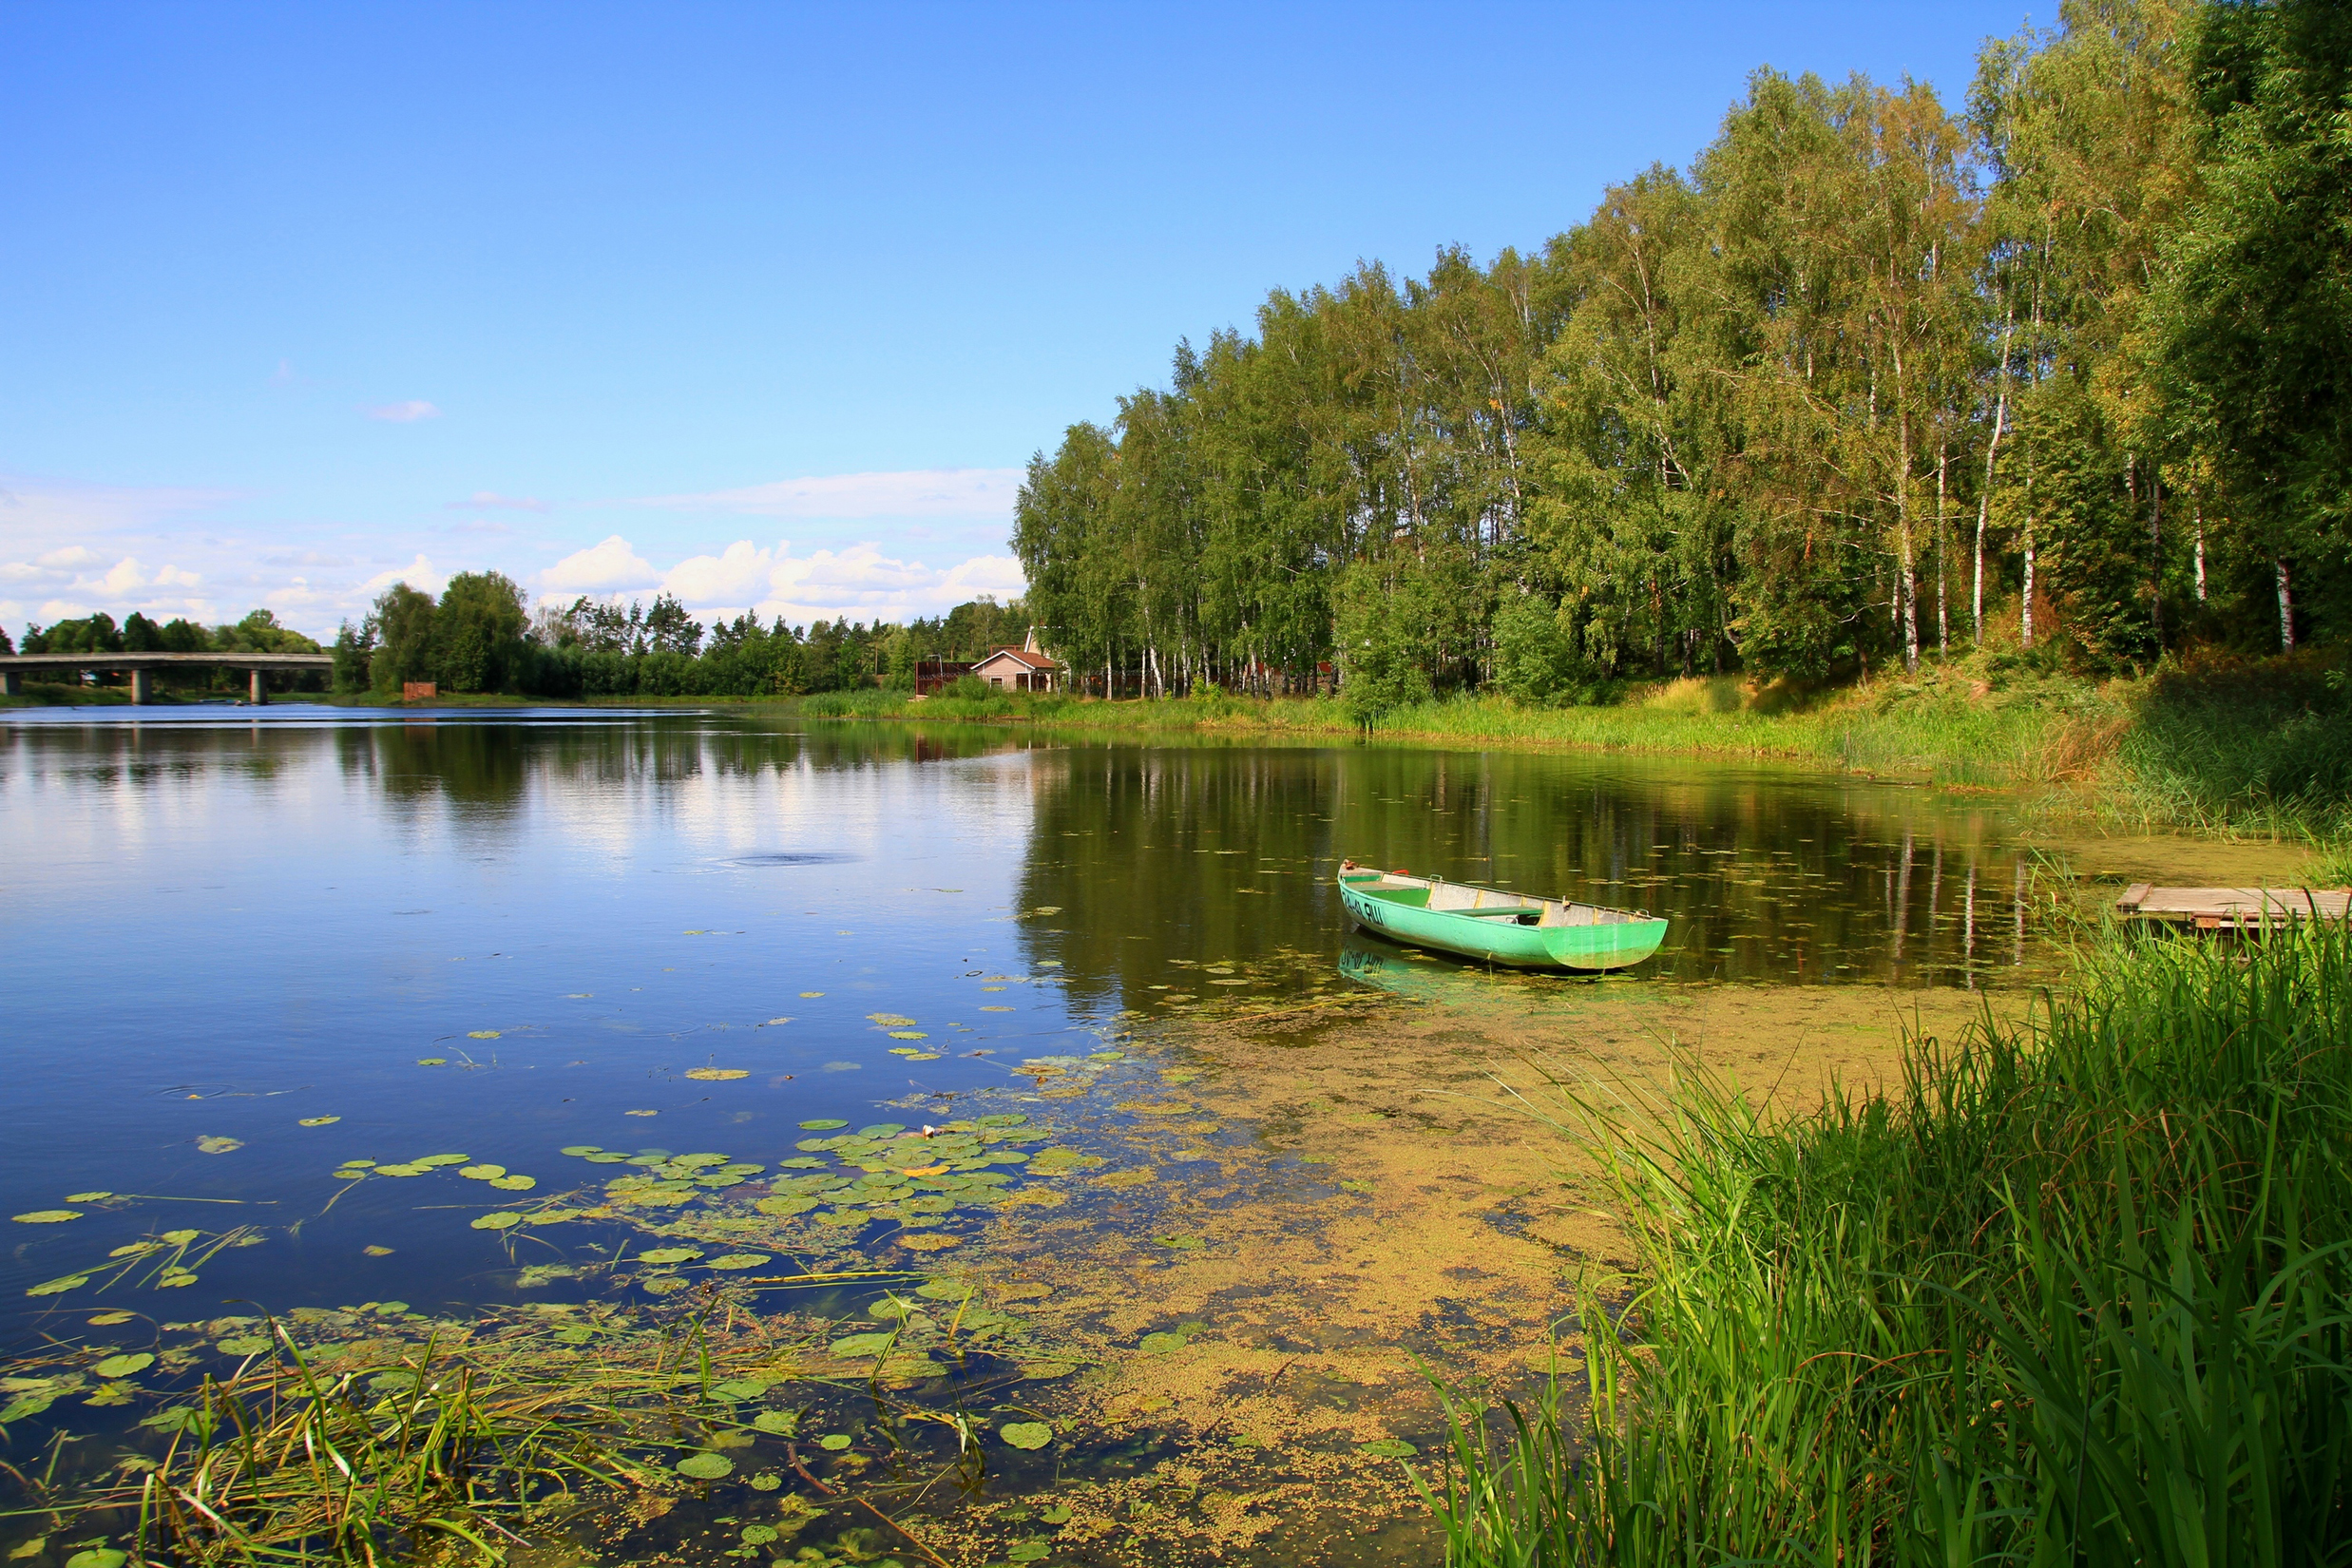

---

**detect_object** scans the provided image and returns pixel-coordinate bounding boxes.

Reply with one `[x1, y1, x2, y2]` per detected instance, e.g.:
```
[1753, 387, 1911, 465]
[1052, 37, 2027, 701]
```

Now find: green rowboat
[1337, 860, 1669, 972]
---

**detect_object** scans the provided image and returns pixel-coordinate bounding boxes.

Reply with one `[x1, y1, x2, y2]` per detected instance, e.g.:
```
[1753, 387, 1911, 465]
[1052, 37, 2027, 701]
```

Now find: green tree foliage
[2155, 0, 2352, 647]
[367, 583, 438, 693]
[431, 571, 528, 692]
[1012, 0, 2340, 701]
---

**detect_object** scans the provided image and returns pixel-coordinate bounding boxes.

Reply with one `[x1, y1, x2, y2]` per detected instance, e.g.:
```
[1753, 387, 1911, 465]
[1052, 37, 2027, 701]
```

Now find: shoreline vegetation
[1428, 915, 2352, 1565]
[11, 648, 2348, 861]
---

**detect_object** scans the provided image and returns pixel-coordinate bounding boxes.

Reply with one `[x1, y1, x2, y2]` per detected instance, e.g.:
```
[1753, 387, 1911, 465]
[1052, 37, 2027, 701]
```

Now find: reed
[1425, 918, 2352, 1565]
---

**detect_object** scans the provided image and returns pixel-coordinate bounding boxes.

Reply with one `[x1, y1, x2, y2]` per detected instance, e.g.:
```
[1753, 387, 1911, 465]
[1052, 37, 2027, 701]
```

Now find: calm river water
[0, 708, 2041, 1566]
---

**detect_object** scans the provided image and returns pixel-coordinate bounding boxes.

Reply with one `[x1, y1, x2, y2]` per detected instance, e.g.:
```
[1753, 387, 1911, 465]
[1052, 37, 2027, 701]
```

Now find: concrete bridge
[0, 651, 335, 704]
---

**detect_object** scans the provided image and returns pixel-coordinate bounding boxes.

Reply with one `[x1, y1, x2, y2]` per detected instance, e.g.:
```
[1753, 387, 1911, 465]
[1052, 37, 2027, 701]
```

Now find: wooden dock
[2117, 885, 2351, 930]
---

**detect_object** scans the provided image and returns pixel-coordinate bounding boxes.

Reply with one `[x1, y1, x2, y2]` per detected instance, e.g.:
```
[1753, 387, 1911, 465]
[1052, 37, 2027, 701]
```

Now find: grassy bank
[1428, 918, 2352, 1564]
[796, 649, 2352, 844]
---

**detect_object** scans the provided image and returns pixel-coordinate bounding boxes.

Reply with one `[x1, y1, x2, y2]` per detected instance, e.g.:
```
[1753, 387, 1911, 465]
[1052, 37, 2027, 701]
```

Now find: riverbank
[791, 650, 2350, 847]
[1429, 916, 2352, 1565]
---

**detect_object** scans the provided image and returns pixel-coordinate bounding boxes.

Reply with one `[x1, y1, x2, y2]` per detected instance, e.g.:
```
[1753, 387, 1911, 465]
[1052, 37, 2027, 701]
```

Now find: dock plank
[2115, 886, 2350, 927]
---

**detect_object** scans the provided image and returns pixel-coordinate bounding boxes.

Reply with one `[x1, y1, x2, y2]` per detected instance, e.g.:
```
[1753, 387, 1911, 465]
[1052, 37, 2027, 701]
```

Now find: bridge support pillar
[248, 668, 268, 705]
[1, 671, 18, 696]
[130, 669, 152, 704]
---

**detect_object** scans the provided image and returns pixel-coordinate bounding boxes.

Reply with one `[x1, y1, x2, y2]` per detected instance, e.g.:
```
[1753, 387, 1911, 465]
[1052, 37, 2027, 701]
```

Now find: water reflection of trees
[1016, 742, 2037, 998]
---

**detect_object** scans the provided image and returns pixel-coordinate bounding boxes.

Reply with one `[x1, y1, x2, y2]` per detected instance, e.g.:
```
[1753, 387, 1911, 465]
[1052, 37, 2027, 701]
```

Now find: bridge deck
[1, 652, 335, 705]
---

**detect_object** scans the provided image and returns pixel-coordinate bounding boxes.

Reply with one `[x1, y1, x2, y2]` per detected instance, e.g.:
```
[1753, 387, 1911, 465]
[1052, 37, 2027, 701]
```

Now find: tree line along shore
[1012, 0, 2343, 723]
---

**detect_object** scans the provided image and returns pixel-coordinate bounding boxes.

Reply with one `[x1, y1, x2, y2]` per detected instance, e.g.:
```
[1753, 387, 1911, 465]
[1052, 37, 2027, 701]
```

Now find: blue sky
[3, 1, 2035, 640]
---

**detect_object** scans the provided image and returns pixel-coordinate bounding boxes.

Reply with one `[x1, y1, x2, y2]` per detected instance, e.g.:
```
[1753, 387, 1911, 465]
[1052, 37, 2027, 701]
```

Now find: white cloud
[155, 564, 201, 588]
[98, 557, 146, 595]
[538, 535, 660, 595]
[662, 540, 776, 604]
[635, 468, 1023, 520]
[449, 491, 547, 512]
[527, 533, 1028, 627]
[39, 545, 104, 570]
[365, 400, 441, 423]
[358, 554, 445, 597]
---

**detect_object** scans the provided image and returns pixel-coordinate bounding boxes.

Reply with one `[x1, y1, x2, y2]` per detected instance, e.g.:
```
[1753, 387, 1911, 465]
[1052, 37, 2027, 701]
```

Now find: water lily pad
[583, 1151, 629, 1163]
[93, 1354, 153, 1378]
[12, 1210, 80, 1224]
[1139, 1331, 1188, 1354]
[470, 1213, 524, 1230]
[1357, 1438, 1418, 1458]
[859, 1123, 907, 1138]
[27, 1275, 88, 1296]
[708, 1378, 768, 1400]
[416, 1058, 447, 1065]
[829, 1332, 895, 1358]
[705, 1253, 770, 1272]
[753, 1409, 800, 1434]
[196, 1137, 243, 1155]
[755, 1195, 820, 1217]
[468, 1030, 502, 1039]
[750, 1471, 781, 1491]
[161, 1229, 198, 1244]
[488, 1175, 537, 1191]
[1339, 1178, 1375, 1194]
[363, 1245, 394, 1256]
[642, 1276, 691, 1295]
[414, 1154, 469, 1167]
[1008, 1544, 1052, 1563]
[458, 1164, 507, 1180]
[638, 1247, 703, 1264]
[798, 1119, 849, 1130]
[87, 1311, 134, 1326]
[298, 1117, 340, 1127]
[976, 1114, 1030, 1127]
[157, 1270, 197, 1288]
[915, 1278, 977, 1302]
[64, 1551, 127, 1568]
[979, 1005, 1015, 1012]
[904, 1051, 943, 1061]
[217, 1336, 271, 1355]
[373, 1163, 427, 1176]
[676, 1452, 735, 1480]
[624, 1109, 659, 1116]
[739, 1524, 780, 1546]
[867, 1013, 916, 1027]
[333, 1169, 368, 1180]
[63, 1192, 113, 1202]
[559, 1145, 603, 1157]
[1042, 1505, 1073, 1524]
[817, 1433, 852, 1451]
[899, 1233, 962, 1252]
[887, 1030, 928, 1041]
[1000, 1422, 1054, 1450]
[685, 1067, 749, 1080]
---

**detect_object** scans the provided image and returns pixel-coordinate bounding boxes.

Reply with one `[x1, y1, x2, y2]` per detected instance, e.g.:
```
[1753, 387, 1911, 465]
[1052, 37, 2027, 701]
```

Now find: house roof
[975, 645, 1058, 671]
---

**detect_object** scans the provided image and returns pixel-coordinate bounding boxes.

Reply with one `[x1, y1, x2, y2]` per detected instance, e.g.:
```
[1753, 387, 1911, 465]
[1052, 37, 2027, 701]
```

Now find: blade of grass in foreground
[1429, 921, 2352, 1566]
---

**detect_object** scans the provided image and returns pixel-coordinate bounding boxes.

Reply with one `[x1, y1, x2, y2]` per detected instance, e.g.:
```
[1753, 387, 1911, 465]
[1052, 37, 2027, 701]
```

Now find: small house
[971, 629, 1061, 693]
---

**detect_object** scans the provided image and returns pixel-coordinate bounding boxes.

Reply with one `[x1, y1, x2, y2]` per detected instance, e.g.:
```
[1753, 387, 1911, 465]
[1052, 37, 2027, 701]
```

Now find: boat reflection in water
[1336, 936, 1592, 1004]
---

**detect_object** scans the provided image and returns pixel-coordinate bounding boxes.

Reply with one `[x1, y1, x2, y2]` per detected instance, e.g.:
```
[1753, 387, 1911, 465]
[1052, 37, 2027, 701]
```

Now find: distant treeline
[335, 573, 1031, 698]
[1015, 0, 2349, 709]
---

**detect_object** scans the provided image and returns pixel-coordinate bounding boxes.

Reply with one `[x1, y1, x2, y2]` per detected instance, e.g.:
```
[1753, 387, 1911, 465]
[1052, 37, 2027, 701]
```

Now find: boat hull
[1337, 868, 1668, 972]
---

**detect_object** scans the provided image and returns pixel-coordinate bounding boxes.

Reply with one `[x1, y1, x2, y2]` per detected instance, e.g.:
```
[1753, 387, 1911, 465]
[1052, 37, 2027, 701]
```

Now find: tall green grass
[2103, 655, 2352, 838]
[1427, 919, 2352, 1565]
